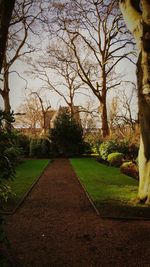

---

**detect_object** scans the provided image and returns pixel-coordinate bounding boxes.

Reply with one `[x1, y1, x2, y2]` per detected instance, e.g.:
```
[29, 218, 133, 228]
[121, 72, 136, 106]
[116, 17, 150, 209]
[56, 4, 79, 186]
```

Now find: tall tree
[51, 0, 134, 137]
[120, 0, 150, 204]
[0, 0, 16, 72]
[0, 0, 42, 129]
[28, 39, 86, 118]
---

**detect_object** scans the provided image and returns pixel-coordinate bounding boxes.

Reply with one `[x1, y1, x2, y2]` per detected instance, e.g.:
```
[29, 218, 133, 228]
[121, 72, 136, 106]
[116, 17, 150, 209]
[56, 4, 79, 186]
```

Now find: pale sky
[0, 53, 137, 114]
[0, 0, 137, 115]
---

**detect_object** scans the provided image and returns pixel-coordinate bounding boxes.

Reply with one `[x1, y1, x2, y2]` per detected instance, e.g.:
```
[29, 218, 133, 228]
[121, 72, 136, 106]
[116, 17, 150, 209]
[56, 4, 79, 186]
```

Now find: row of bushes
[97, 139, 139, 180]
[15, 110, 89, 158]
[99, 139, 138, 161]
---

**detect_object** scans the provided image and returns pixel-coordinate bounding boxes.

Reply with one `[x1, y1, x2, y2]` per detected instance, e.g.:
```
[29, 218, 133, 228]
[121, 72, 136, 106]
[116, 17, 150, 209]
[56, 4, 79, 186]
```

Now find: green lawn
[3, 159, 50, 212]
[70, 158, 150, 219]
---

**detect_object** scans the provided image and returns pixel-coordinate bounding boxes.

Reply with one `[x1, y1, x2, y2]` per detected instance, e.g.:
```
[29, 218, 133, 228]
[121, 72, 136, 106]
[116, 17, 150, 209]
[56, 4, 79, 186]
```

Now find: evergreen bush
[41, 139, 50, 157]
[15, 132, 30, 156]
[29, 139, 37, 157]
[49, 110, 85, 156]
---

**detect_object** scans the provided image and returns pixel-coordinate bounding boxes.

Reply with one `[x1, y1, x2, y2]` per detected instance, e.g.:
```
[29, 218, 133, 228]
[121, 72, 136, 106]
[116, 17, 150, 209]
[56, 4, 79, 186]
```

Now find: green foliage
[0, 111, 20, 203]
[84, 131, 102, 155]
[40, 139, 51, 157]
[99, 139, 139, 161]
[107, 152, 124, 167]
[0, 184, 14, 207]
[15, 132, 30, 156]
[120, 161, 139, 180]
[29, 139, 40, 157]
[0, 110, 17, 251]
[0, 110, 18, 181]
[99, 140, 118, 160]
[29, 138, 51, 158]
[50, 110, 85, 156]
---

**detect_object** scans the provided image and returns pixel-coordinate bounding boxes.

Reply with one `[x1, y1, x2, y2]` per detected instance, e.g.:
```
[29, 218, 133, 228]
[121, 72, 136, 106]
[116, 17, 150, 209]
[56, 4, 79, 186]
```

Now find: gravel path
[6, 158, 150, 267]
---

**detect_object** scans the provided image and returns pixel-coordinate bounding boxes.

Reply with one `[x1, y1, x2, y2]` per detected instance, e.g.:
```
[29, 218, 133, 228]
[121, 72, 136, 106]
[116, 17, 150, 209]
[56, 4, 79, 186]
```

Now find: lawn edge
[69, 159, 100, 216]
[0, 159, 52, 215]
[70, 158, 150, 221]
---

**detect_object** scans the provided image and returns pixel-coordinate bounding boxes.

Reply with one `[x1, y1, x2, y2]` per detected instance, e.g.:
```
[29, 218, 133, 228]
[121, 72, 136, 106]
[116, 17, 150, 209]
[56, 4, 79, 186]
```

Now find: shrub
[29, 139, 42, 158]
[29, 139, 37, 157]
[99, 140, 118, 160]
[107, 152, 124, 167]
[4, 146, 22, 166]
[0, 110, 17, 250]
[84, 131, 102, 155]
[50, 110, 85, 156]
[41, 139, 51, 157]
[120, 161, 139, 180]
[15, 133, 30, 156]
[0, 111, 18, 181]
[29, 138, 51, 158]
[99, 138, 139, 162]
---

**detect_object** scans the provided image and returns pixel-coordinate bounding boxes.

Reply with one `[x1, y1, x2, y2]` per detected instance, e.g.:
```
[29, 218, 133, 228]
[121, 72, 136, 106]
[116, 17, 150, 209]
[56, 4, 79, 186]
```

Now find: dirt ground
[5, 158, 150, 267]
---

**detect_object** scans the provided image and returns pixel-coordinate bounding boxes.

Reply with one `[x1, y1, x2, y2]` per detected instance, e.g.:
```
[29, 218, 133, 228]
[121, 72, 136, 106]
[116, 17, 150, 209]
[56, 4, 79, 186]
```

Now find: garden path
[6, 158, 150, 267]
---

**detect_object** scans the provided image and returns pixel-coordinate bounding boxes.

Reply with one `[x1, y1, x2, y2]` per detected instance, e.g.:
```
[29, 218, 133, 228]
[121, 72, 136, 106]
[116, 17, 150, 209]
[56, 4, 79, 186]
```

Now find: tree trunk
[100, 100, 109, 138]
[101, 69, 109, 138]
[1, 57, 11, 129]
[0, 0, 15, 73]
[120, 0, 150, 204]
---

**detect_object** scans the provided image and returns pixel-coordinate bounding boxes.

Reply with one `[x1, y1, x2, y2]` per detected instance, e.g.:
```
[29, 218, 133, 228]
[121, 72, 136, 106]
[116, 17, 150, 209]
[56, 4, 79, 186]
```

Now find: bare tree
[108, 82, 138, 134]
[50, 0, 135, 137]
[120, 0, 150, 204]
[28, 39, 88, 118]
[14, 90, 52, 136]
[14, 94, 42, 131]
[31, 91, 51, 135]
[0, 0, 43, 129]
[80, 101, 99, 136]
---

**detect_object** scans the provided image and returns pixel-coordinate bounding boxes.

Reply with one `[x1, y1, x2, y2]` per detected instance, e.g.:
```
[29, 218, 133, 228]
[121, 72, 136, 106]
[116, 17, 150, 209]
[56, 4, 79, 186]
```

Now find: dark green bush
[120, 161, 139, 179]
[29, 139, 37, 157]
[29, 138, 51, 158]
[29, 139, 42, 157]
[0, 110, 17, 252]
[107, 152, 124, 167]
[0, 111, 19, 181]
[15, 132, 30, 156]
[41, 139, 51, 157]
[49, 110, 85, 156]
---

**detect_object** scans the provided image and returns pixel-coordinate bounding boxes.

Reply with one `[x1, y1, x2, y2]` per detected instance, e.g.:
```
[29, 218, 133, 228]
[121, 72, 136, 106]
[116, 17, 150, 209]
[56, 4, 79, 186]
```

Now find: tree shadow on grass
[95, 201, 150, 220]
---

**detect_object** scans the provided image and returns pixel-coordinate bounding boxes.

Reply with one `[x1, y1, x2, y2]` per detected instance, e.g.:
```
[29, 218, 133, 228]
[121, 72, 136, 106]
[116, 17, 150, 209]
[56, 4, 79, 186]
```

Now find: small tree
[50, 110, 84, 156]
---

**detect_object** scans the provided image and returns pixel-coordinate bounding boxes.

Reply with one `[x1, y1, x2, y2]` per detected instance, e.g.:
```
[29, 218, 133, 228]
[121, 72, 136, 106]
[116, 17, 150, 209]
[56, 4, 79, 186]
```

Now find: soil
[5, 158, 150, 267]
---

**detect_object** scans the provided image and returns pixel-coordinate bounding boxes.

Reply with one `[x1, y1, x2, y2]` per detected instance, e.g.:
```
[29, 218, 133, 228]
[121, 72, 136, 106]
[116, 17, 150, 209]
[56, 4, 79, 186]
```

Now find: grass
[70, 157, 150, 219]
[2, 159, 50, 212]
